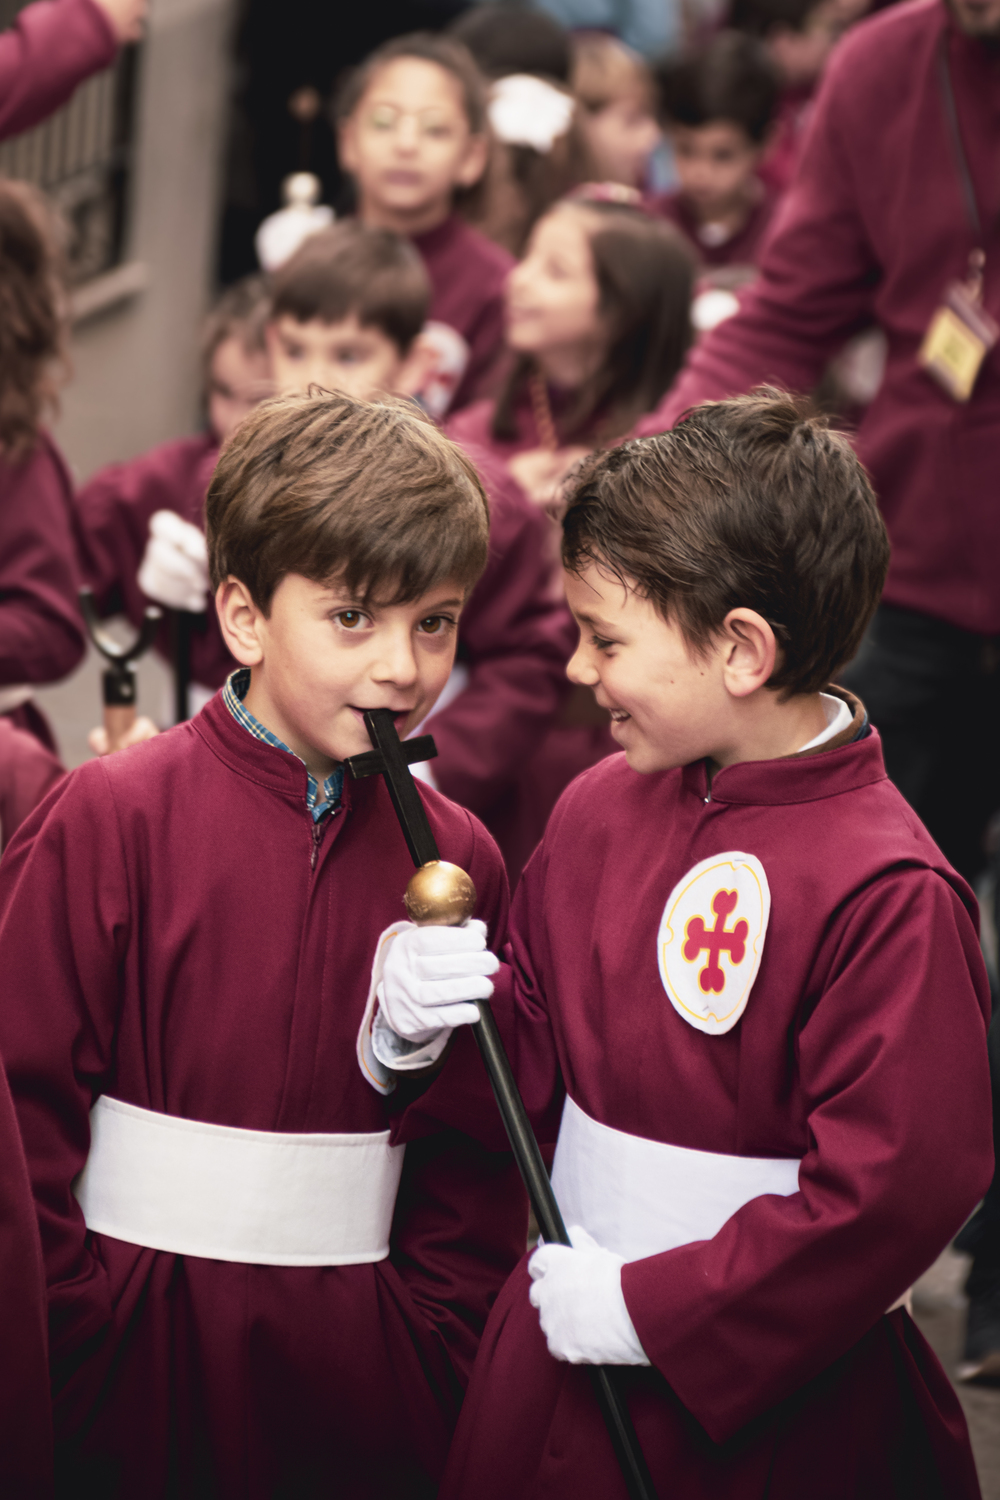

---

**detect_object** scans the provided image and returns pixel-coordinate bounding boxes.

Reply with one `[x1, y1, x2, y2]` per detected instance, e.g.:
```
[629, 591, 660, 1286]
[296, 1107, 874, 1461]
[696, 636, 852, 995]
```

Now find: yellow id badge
[919, 282, 998, 402]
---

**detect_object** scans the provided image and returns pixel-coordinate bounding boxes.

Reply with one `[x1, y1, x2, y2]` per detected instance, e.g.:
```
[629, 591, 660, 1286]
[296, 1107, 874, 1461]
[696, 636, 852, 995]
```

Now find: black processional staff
[346, 709, 660, 1500]
[170, 607, 210, 724]
[80, 589, 161, 753]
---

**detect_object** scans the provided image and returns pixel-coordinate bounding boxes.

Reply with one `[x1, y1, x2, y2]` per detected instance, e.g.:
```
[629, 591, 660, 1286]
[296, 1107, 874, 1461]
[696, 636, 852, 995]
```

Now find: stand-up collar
[192, 690, 355, 814]
[679, 689, 884, 806]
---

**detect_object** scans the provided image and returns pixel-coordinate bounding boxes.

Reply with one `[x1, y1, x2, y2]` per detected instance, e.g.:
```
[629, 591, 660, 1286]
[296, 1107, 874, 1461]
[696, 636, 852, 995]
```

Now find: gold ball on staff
[404, 861, 477, 927]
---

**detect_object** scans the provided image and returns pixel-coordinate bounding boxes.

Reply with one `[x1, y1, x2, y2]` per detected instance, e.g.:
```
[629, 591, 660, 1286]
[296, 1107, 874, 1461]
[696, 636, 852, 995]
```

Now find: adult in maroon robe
[0, 695, 526, 1499]
[411, 216, 514, 411]
[635, 0, 1000, 867]
[0, 434, 86, 751]
[0, 0, 118, 142]
[440, 704, 993, 1500]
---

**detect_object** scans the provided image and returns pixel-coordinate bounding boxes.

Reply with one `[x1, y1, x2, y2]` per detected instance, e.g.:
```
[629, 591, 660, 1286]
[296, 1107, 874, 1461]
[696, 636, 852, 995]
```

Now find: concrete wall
[54, 0, 236, 482]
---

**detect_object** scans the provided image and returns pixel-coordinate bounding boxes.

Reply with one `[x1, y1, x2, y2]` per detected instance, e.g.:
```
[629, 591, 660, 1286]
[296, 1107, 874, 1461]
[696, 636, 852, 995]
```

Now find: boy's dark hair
[493, 202, 694, 444]
[561, 389, 890, 697]
[269, 223, 430, 354]
[202, 273, 270, 384]
[447, 5, 571, 82]
[207, 390, 489, 613]
[335, 32, 487, 135]
[730, 0, 823, 36]
[657, 32, 779, 143]
[0, 178, 65, 459]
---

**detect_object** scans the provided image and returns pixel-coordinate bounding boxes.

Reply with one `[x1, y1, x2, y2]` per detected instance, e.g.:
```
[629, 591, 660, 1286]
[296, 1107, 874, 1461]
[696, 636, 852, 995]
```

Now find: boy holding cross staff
[378, 390, 994, 1498]
[0, 390, 524, 1498]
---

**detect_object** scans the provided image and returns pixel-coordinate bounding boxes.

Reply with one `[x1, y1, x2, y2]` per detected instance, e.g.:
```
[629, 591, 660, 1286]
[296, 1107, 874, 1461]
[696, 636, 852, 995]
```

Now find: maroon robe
[0, 0, 116, 141]
[0, 716, 63, 849]
[75, 432, 234, 691]
[0, 695, 525, 1499]
[0, 433, 86, 750]
[650, 183, 780, 272]
[757, 83, 815, 197]
[442, 722, 993, 1499]
[0, 1056, 52, 1498]
[412, 216, 514, 412]
[637, 0, 1000, 637]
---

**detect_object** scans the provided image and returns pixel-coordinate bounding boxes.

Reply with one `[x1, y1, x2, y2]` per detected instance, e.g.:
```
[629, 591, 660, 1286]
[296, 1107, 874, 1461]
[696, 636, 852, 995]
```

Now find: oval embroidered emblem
[657, 852, 770, 1035]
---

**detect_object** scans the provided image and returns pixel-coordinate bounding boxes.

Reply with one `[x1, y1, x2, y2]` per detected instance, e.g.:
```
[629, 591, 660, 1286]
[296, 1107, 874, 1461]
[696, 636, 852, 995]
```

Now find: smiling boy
[380, 390, 994, 1498]
[0, 390, 524, 1499]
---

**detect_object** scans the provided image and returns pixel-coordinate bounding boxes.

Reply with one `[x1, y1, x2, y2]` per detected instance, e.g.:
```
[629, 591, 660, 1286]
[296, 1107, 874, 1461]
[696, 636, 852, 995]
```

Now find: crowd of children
[0, 0, 996, 1494]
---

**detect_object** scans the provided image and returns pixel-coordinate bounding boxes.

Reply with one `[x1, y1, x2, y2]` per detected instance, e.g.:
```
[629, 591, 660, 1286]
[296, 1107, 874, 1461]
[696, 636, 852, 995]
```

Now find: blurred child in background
[0, 179, 87, 755]
[336, 33, 512, 412]
[449, 197, 694, 869]
[730, 0, 865, 192]
[449, 195, 693, 505]
[653, 32, 780, 275]
[75, 275, 271, 747]
[266, 221, 575, 879]
[570, 33, 661, 191]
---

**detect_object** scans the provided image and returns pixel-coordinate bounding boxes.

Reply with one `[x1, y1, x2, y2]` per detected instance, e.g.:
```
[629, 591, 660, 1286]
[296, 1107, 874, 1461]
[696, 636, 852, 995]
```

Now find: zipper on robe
[310, 809, 338, 869]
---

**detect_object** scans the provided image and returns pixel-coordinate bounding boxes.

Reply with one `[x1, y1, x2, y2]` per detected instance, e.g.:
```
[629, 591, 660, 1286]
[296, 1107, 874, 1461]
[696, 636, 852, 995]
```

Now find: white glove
[528, 1225, 650, 1366]
[376, 919, 498, 1044]
[137, 511, 210, 613]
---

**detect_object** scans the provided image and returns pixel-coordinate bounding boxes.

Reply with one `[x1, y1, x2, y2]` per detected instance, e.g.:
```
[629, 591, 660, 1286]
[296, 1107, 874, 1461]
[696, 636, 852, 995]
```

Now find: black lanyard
[938, 34, 990, 249]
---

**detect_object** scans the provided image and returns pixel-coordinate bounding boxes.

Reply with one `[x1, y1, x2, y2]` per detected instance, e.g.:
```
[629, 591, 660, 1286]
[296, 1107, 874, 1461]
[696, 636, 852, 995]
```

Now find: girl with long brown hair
[448, 192, 693, 504]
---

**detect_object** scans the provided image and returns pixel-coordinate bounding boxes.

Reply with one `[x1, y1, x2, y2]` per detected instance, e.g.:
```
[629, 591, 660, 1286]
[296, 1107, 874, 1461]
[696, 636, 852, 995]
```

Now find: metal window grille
[0, 2, 137, 284]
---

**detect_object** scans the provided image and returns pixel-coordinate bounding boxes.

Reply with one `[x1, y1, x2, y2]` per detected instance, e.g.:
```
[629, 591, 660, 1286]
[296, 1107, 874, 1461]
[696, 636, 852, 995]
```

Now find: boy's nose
[373, 634, 419, 687]
[566, 643, 598, 687]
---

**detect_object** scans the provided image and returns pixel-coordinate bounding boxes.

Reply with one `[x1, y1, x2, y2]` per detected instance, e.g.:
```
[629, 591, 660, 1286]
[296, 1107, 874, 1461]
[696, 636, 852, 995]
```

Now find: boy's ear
[216, 578, 266, 667]
[455, 132, 489, 190]
[719, 608, 777, 698]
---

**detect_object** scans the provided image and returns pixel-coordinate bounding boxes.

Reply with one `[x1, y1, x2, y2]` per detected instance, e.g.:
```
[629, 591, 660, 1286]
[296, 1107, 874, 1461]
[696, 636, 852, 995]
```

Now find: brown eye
[419, 616, 443, 634]
[337, 611, 364, 629]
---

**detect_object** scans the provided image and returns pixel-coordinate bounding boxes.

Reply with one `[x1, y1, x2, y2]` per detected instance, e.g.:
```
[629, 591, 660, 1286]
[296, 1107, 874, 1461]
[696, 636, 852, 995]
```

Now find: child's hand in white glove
[528, 1225, 651, 1366]
[377, 919, 498, 1044]
[137, 511, 210, 613]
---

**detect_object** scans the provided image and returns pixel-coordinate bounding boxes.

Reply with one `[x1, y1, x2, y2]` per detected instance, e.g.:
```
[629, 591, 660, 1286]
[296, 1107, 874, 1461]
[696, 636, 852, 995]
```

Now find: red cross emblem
[682, 889, 749, 995]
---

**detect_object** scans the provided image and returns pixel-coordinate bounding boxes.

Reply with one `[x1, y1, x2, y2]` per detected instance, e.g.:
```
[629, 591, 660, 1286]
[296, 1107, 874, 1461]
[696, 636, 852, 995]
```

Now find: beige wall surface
[55, 0, 235, 483]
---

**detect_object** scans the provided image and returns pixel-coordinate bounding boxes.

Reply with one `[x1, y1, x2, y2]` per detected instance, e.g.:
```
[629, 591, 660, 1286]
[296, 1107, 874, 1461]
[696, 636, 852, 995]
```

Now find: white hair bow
[488, 74, 574, 154]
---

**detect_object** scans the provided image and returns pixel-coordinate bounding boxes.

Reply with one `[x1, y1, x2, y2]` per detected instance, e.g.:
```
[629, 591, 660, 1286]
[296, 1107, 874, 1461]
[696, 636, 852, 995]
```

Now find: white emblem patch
[657, 852, 770, 1036]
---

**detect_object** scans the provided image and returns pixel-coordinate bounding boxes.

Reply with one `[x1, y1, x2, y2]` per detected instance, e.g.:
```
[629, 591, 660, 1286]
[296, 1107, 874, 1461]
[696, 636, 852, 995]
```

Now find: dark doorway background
[217, 0, 472, 285]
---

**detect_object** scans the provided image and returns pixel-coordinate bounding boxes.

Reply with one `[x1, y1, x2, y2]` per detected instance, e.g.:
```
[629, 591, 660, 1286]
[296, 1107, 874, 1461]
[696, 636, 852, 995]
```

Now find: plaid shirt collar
[222, 668, 343, 822]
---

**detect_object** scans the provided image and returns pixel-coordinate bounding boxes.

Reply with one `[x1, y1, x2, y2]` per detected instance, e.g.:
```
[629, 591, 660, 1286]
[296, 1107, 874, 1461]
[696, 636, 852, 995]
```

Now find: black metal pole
[358, 710, 660, 1500]
[171, 609, 194, 724]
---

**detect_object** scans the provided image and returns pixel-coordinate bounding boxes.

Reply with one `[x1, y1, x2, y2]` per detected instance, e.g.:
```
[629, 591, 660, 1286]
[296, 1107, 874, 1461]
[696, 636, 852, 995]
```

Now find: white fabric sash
[551, 1096, 801, 1263]
[74, 1096, 405, 1266]
[0, 684, 33, 713]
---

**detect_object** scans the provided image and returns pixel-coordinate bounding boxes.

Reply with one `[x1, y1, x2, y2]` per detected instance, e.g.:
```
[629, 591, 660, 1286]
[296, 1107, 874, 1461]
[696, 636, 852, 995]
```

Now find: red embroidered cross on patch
[683, 889, 749, 995]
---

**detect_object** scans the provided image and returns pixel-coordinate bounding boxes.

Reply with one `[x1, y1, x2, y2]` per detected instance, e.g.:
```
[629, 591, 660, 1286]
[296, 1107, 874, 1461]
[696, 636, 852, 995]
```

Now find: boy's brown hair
[334, 32, 488, 136]
[0, 178, 66, 458]
[269, 223, 430, 354]
[207, 390, 490, 612]
[657, 32, 779, 145]
[561, 388, 890, 696]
